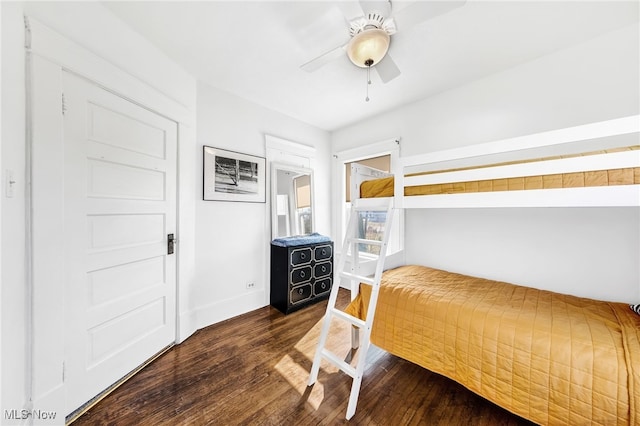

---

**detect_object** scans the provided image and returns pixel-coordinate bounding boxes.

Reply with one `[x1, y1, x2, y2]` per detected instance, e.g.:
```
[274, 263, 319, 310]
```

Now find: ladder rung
[352, 199, 393, 211]
[342, 254, 383, 265]
[348, 237, 382, 246]
[308, 195, 393, 420]
[321, 348, 356, 378]
[353, 206, 390, 212]
[330, 308, 366, 328]
[339, 272, 375, 285]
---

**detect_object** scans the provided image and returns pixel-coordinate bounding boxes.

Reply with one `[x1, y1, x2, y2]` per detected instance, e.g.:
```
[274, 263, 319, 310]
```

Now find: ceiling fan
[301, 0, 466, 84]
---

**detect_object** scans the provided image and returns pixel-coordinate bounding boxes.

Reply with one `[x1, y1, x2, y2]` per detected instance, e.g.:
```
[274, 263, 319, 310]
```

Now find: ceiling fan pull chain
[365, 59, 373, 102]
[366, 67, 370, 102]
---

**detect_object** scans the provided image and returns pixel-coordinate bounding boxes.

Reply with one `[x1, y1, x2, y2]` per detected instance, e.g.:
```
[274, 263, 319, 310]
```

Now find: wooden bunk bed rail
[386, 115, 640, 208]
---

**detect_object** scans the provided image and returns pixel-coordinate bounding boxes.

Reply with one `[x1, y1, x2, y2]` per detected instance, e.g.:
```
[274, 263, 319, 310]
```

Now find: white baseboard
[177, 310, 197, 344]
[194, 290, 268, 331]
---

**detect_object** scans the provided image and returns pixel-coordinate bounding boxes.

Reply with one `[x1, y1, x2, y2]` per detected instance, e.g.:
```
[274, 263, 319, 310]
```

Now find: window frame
[332, 138, 403, 262]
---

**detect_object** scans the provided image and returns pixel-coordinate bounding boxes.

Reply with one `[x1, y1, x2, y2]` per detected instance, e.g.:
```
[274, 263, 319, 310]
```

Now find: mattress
[345, 265, 640, 425]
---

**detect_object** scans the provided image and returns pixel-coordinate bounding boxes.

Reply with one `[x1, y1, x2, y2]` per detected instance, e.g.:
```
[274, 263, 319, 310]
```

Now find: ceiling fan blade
[393, 0, 466, 32]
[300, 44, 347, 72]
[336, 1, 365, 21]
[359, 0, 391, 17]
[374, 54, 401, 83]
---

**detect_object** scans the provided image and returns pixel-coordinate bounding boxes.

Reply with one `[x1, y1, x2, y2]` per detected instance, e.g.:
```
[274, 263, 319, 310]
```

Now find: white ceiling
[103, 1, 639, 131]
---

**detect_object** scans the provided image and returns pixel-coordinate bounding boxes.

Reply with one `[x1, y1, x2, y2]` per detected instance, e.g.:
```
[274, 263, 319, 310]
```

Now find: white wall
[2, 3, 332, 418]
[332, 23, 640, 303]
[405, 208, 639, 303]
[192, 82, 331, 328]
[1, 2, 29, 418]
[1, 1, 197, 420]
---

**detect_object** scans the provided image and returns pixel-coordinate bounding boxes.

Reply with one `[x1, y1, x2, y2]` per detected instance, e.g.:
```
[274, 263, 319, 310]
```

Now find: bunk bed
[343, 115, 640, 424]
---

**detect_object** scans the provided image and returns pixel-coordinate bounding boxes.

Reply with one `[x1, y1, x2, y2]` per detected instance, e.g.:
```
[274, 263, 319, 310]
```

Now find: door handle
[168, 233, 176, 255]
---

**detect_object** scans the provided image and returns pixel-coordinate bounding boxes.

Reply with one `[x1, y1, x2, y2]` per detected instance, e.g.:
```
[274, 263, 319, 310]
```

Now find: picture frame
[203, 146, 266, 203]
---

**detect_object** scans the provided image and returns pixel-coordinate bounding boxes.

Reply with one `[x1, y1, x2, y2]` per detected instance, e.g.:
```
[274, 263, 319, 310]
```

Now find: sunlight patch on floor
[274, 354, 325, 409]
[275, 314, 357, 410]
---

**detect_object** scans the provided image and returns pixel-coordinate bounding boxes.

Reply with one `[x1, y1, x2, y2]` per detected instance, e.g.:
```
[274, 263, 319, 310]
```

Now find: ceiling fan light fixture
[346, 28, 390, 68]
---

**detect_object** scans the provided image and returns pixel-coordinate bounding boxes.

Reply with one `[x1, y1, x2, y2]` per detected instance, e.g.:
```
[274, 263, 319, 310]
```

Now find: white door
[63, 71, 177, 414]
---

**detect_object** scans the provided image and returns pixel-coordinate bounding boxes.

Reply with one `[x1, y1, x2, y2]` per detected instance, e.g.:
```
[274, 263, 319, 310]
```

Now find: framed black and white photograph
[203, 146, 266, 202]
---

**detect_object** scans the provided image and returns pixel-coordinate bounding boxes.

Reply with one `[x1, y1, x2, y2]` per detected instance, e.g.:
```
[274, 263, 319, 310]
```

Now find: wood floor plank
[72, 289, 536, 425]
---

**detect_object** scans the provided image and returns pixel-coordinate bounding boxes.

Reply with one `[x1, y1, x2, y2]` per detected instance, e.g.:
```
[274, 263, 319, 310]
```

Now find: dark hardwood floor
[73, 289, 536, 425]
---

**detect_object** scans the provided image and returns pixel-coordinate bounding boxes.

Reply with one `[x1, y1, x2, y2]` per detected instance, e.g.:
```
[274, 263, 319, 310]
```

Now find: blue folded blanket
[271, 232, 331, 247]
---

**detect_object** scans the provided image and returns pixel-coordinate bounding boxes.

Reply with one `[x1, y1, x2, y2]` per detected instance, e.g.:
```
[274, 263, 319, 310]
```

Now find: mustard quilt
[345, 265, 640, 425]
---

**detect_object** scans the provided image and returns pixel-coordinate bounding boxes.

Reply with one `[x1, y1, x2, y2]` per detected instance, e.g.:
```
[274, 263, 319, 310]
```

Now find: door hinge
[62, 361, 65, 382]
[62, 93, 67, 115]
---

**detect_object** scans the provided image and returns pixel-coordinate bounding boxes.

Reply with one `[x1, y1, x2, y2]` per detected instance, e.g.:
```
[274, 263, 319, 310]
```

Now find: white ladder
[307, 197, 394, 420]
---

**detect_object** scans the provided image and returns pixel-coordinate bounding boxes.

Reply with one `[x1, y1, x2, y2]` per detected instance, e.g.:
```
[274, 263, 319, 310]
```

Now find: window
[294, 174, 312, 235]
[345, 155, 391, 255]
[356, 210, 387, 255]
[333, 140, 402, 259]
[345, 154, 390, 202]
